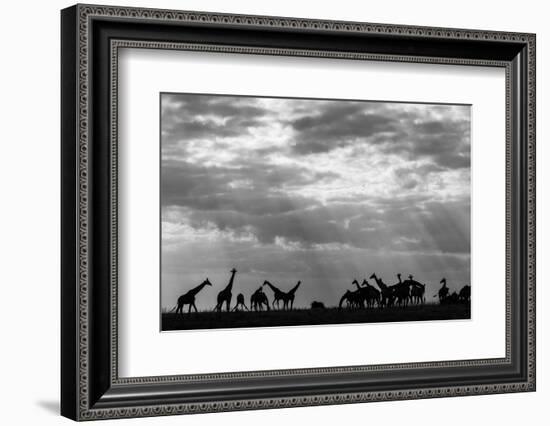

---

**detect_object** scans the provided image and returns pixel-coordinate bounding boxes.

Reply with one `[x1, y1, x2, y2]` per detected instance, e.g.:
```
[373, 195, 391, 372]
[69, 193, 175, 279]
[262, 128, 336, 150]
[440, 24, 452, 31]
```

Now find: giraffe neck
[191, 282, 208, 296]
[287, 281, 301, 295]
[265, 281, 282, 295]
[224, 270, 237, 292]
[376, 277, 386, 289]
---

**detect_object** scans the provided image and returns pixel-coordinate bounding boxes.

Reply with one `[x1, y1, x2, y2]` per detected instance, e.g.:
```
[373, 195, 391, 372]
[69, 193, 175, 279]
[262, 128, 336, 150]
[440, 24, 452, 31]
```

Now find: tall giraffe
[263, 280, 301, 310]
[285, 281, 301, 310]
[405, 274, 426, 305]
[361, 279, 381, 308]
[351, 279, 368, 308]
[250, 287, 270, 311]
[391, 273, 410, 307]
[175, 278, 212, 314]
[215, 268, 237, 312]
[263, 280, 285, 310]
[436, 278, 449, 303]
[369, 273, 393, 307]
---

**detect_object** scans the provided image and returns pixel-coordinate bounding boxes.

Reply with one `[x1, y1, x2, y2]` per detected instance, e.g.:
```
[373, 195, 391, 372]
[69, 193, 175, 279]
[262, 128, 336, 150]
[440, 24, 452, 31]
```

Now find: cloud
[161, 159, 325, 215]
[287, 101, 470, 171]
[287, 103, 396, 154]
[161, 94, 271, 156]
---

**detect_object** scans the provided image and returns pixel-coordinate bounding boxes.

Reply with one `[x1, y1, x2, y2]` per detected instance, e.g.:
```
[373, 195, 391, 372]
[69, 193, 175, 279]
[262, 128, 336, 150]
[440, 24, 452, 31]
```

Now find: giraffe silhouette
[435, 278, 450, 303]
[285, 281, 301, 310]
[263, 280, 301, 310]
[351, 279, 368, 308]
[215, 268, 237, 312]
[405, 274, 426, 304]
[339, 289, 362, 309]
[361, 279, 381, 307]
[390, 273, 410, 307]
[458, 285, 471, 302]
[369, 273, 394, 307]
[250, 287, 270, 311]
[232, 293, 248, 311]
[175, 278, 212, 314]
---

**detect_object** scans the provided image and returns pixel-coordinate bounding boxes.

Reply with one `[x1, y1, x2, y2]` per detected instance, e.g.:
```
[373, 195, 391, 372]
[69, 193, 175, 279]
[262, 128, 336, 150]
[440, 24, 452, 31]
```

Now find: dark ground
[161, 303, 470, 331]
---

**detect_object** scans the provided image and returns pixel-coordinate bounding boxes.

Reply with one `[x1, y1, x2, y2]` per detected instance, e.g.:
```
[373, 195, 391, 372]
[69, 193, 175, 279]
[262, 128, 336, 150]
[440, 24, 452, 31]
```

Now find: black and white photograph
[160, 93, 472, 331]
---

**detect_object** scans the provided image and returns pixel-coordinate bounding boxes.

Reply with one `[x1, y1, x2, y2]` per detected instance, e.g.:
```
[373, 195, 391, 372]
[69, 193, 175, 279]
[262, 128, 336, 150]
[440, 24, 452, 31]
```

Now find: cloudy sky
[160, 93, 471, 311]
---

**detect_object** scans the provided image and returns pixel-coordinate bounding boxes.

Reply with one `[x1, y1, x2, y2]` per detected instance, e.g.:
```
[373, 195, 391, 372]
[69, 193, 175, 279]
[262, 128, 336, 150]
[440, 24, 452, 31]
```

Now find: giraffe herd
[340, 273, 469, 310]
[170, 268, 470, 315]
[341, 273, 426, 309]
[170, 268, 302, 314]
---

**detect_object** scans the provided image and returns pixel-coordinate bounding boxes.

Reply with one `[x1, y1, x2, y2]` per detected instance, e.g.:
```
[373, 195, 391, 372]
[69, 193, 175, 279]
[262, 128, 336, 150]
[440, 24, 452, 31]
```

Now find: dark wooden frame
[61, 4, 536, 421]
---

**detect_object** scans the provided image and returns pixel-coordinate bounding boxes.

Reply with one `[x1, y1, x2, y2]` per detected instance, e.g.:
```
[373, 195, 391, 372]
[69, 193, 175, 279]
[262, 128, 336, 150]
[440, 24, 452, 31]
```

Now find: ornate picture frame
[61, 4, 535, 421]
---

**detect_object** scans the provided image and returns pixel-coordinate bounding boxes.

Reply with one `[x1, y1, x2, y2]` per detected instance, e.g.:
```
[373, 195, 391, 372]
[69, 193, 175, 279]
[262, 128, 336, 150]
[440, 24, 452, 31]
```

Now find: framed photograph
[61, 4, 536, 421]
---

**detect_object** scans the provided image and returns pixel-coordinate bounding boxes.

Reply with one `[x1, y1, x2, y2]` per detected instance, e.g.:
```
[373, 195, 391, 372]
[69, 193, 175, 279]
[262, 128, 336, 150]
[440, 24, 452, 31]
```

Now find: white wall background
[0, 0, 546, 424]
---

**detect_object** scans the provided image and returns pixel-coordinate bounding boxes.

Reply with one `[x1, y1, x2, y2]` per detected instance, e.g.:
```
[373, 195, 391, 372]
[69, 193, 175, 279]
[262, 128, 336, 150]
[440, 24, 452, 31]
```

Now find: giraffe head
[230, 268, 237, 274]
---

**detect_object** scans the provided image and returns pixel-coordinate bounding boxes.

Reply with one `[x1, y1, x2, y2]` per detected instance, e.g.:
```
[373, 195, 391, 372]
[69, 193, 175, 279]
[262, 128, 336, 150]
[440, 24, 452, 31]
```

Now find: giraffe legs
[232, 302, 249, 312]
